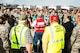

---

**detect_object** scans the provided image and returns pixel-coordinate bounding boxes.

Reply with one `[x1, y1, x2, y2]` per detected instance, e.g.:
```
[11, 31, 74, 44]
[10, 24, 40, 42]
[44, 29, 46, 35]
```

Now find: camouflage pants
[0, 38, 11, 53]
[0, 37, 10, 53]
[71, 43, 80, 53]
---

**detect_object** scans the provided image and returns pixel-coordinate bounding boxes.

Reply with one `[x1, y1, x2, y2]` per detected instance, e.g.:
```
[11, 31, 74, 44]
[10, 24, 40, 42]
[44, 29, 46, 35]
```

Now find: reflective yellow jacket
[42, 23, 66, 53]
[10, 24, 28, 49]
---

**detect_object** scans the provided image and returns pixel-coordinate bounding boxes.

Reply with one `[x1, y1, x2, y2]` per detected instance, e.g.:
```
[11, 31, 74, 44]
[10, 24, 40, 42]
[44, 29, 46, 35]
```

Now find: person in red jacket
[29, 13, 46, 53]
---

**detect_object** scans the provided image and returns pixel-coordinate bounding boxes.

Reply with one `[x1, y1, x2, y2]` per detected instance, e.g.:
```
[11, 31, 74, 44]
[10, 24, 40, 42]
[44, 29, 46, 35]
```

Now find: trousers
[33, 32, 43, 52]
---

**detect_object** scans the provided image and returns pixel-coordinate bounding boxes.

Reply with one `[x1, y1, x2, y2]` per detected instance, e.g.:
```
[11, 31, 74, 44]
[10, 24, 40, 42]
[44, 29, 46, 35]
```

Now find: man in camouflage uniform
[70, 13, 80, 53]
[57, 10, 64, 25]
[0, 16, 10, 53]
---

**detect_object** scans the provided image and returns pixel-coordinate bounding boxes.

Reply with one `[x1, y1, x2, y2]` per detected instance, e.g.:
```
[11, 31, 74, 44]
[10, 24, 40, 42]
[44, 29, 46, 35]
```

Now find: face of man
[75, 15, 80, 24]
[75, 17, 78, 24]
[0, 18, 2, 23]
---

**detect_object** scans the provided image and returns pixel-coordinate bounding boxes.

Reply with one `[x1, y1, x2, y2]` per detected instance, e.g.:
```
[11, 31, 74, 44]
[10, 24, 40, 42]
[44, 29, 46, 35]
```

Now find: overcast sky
[0, 0, 80, 7]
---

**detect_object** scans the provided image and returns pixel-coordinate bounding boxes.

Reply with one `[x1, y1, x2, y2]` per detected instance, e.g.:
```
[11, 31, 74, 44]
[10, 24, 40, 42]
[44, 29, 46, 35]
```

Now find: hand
[28, 18, 31, 22]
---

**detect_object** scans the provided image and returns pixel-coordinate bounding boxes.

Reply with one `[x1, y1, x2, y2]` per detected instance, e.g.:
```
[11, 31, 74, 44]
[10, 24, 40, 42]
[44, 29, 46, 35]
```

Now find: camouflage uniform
[63, 14, 66, 23]
[58, 13, 64, 24]
[70, 24, 80, 53]
[0, 24, 10, 53]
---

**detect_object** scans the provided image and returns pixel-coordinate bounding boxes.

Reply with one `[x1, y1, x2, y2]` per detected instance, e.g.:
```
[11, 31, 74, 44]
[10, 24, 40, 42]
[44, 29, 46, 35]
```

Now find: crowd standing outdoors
[0, 6, 80, 53]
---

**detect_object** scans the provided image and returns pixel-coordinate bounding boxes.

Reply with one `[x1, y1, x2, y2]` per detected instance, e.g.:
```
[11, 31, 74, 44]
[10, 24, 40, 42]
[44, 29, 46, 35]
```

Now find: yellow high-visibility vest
[10, 24, 28, 49]
[42, 23, 65, 53]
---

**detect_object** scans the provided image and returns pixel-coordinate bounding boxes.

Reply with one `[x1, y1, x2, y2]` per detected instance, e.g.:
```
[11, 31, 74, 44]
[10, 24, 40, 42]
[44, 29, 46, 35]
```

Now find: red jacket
[35, 18, 46, 32]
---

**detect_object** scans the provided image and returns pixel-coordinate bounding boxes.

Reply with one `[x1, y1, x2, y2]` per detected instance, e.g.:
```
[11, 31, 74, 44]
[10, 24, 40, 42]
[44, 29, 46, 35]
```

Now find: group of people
[0, 6, 80, 53]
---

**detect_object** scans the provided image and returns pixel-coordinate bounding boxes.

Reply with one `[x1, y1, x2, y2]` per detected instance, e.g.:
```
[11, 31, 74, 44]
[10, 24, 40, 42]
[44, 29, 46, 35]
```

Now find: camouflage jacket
[0, 24, 10, 50]
[70, 24, 80, 48]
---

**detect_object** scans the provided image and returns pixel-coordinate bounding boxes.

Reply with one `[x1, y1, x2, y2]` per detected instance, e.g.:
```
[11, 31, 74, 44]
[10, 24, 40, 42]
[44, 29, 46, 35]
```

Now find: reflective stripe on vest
[49, 26, 64, 44]
[20, 26, 25, 46]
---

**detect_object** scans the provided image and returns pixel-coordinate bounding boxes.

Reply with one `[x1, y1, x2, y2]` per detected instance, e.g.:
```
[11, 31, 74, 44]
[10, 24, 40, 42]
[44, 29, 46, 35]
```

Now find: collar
[51, 22, 59, 26]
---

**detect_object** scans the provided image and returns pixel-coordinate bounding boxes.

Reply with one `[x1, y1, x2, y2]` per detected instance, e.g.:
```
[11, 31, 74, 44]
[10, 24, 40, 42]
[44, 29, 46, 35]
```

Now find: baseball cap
[49, 15, 58, 21]
[19, 14, 28, 20]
